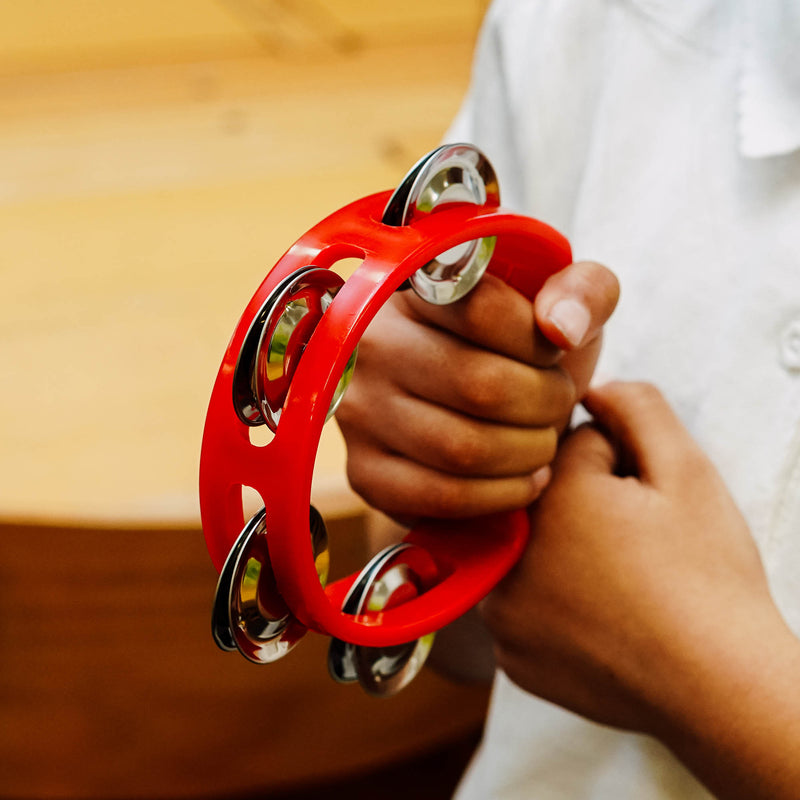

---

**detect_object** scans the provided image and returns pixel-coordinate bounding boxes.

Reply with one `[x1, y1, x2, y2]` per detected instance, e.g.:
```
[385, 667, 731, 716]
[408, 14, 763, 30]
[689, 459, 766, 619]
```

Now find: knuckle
[421, 478, 473, 518]
[533, 429, 559, 468]
[608, 380, 662, 409]
[344, 454, 381, 507]
[627, 381, 664, 413]
[549, 367, 578, 410]
[335, 392, 371, 434]
[630, 380, 662, 400]
[451, 358, 507, 415]
[438, 427, 489, 474]
[333, 394, 357, 427]
[458, 275, 509, 327]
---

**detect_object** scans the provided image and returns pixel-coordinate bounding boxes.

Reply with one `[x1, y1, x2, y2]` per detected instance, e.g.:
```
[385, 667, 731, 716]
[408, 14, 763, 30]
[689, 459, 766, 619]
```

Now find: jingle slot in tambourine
[199, 143, 571, 696]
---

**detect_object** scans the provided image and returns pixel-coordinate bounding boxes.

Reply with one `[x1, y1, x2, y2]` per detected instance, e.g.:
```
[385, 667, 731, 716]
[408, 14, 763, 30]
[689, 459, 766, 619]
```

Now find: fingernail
[531, 465, 552, 493]
[547, 298, 591, 348]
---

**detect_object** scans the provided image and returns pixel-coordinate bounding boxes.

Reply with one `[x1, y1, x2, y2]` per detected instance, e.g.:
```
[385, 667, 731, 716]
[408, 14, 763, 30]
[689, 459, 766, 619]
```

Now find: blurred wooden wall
[0, 2, 492, 797]
[0, 0, 486, 524]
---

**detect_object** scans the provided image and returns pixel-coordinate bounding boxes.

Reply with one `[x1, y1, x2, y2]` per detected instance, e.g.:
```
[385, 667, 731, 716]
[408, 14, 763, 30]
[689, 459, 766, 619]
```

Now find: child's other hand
[335, 261, 619, 521]
[482, 382, 785, 732]
[481, 381, 800, 798]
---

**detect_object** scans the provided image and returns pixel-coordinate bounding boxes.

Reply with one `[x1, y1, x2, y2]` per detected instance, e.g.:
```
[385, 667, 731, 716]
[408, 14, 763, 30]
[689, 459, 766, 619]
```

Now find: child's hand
[481, 382, 800, 799]
[335, 261, 619, 521]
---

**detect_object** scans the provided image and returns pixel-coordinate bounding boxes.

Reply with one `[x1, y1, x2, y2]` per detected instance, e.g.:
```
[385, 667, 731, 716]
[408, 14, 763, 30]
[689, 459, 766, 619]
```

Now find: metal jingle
[326, 635, 357, 684]
[328, 543, 436, 696]
[382, 143, 500, 306]
[328, 543, 412, 683]
[226, 507, 293, 663]
[353, 561, 435, 697]
[211, 514, 256, 652]
[232, 268, 314, 427]
[227, 505, 330, 664]
[308, 503, 331, 587]
[232, 267, 358, 430]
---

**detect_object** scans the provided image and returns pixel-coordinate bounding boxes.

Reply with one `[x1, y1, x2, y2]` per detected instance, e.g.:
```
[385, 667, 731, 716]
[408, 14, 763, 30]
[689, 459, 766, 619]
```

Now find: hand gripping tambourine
[199, 144, 571, 695]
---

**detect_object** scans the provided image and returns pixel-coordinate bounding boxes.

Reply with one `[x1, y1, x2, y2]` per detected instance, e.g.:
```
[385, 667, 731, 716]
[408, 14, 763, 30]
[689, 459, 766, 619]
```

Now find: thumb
[534, 260, 620, 350]
[583, 381, 705, 488]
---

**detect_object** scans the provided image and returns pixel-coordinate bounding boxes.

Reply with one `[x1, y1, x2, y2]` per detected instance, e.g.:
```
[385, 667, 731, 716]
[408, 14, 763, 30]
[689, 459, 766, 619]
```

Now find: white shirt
[449, 1, 800, 797]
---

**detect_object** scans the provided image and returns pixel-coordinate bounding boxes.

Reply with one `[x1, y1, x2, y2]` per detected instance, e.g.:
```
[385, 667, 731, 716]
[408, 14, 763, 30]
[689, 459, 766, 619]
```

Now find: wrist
[650, 606, 800, 799]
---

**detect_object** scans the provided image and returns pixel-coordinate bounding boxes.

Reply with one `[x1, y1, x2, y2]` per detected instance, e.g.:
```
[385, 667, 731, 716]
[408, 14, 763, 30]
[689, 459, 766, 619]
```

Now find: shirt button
[780, 319, 800, 371]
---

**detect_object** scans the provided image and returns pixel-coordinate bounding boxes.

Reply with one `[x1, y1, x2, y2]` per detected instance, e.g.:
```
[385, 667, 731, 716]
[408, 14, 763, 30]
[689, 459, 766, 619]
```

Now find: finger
[551, 422, 619, 479]
[583, 381, 706, 487]
[344, 441, 553, 519]
[534, 261, 620, 350]
[399, 273, 561, 367]
[340, 388, 559, 478]
[361, 307, 576, 425]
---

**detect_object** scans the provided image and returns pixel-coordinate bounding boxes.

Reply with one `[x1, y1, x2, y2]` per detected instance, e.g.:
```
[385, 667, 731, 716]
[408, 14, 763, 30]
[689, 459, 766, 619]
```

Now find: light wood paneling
[0, 1, 482, 524]
[0, 0, 484, 75]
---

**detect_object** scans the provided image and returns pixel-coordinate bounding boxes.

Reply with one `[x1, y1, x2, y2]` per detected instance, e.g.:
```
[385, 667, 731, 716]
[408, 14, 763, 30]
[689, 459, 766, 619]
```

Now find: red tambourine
[200, 144, 571, 695]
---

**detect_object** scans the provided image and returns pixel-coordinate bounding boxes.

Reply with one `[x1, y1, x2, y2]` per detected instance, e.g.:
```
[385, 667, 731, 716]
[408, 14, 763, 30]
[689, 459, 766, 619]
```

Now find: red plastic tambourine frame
[199, 189, 571, 648]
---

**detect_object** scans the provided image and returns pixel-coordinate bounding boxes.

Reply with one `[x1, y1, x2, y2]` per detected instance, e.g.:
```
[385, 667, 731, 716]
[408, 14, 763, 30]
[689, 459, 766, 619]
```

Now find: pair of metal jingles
[199, 144, 571, 696]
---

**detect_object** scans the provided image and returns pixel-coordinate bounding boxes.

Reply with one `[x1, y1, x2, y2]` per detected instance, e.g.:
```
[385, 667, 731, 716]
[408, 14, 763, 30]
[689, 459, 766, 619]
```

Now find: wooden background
[0, 2, 493, 797]
[0, 0, 485, 524]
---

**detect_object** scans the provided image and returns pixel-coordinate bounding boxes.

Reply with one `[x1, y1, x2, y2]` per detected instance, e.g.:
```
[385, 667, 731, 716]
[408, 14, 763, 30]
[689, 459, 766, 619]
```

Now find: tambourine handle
[199, 190, 571, 647]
